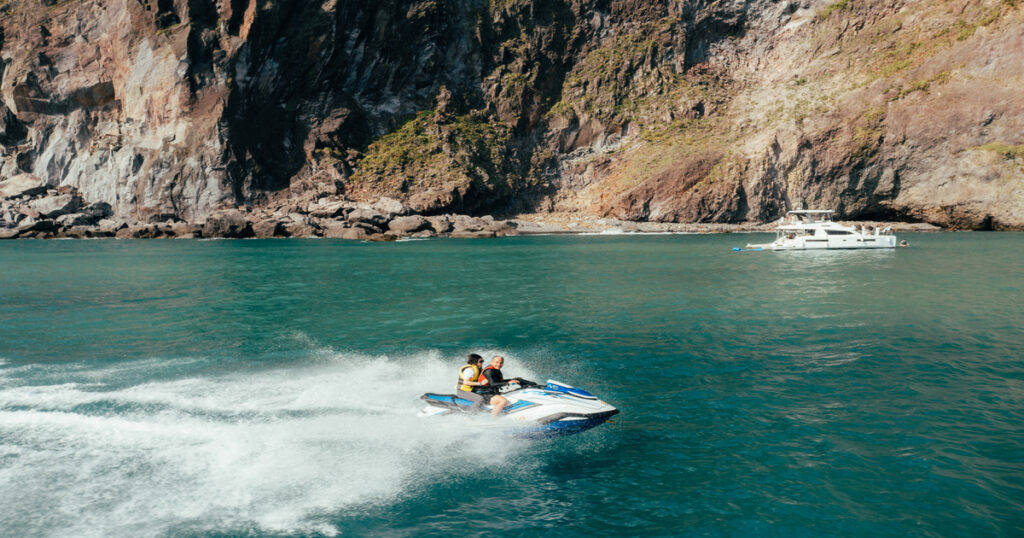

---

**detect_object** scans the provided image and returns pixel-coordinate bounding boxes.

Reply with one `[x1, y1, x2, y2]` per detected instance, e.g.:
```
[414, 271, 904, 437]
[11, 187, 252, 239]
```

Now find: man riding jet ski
[419, 355, 619, 437]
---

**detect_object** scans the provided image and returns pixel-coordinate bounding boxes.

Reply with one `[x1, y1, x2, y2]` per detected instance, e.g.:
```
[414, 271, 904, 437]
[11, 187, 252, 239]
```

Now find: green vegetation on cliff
[820, 0, 851, 19]
[549, 17, 683, 124]
[977, 143, 1024, 161]
[348, 107, 520, 203]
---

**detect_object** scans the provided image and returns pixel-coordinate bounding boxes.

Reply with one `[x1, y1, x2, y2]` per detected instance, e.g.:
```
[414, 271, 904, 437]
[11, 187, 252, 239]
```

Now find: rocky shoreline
[0, 173, 521, 240]
[1, 173, 943, 241]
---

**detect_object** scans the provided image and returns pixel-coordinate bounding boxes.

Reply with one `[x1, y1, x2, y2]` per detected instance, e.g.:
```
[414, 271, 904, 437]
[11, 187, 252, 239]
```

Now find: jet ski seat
[420, 393, 481, 412]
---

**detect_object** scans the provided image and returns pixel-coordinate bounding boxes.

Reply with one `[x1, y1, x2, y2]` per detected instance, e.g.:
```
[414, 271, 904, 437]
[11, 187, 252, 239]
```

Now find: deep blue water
[1, 233, 1022, 536]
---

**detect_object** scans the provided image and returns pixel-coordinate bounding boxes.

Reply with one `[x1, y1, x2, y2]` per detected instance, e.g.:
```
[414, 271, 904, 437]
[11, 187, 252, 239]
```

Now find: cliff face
[1, 0, 1022, 228]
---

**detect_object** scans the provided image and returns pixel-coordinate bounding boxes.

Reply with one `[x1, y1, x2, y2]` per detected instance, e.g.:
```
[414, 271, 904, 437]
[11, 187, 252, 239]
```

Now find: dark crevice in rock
[155, 0, 180, 29]
[227, 0, 248, 35]
[0, 105, 28, 146]
[16, 151, 34, 173]
[13, 81, 117, 116]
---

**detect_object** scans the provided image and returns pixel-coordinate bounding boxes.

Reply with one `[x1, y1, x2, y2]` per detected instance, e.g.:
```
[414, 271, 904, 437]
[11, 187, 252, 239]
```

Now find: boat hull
[747, 232, 898, 250]
[766, 235, 897, 250]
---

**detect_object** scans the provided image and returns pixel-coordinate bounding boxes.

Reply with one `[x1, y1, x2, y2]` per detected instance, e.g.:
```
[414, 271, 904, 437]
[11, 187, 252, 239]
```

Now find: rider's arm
[483, 369, 509, 388]
[461, 368, 483, 386]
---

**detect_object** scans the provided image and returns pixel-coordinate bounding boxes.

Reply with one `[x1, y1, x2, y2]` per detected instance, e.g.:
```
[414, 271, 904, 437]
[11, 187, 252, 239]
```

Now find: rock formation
[0, 0, 1021, 236]
[0, 172, 519, 239]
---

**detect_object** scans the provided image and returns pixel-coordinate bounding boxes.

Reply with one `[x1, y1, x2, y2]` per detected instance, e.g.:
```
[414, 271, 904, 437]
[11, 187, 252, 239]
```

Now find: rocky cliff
[1, 0, 1022, 231]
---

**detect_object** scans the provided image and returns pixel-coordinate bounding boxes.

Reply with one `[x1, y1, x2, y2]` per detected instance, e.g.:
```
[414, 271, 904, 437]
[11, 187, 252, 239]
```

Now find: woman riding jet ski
[418, 369, 619, 437]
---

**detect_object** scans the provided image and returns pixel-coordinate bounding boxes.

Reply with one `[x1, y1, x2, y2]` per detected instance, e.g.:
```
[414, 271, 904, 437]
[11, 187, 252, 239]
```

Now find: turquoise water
[1, 233, 1023, 536]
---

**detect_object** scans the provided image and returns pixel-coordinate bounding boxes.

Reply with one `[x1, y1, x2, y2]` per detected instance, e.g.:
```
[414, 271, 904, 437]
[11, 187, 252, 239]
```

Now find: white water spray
[0, 350, 542, 536]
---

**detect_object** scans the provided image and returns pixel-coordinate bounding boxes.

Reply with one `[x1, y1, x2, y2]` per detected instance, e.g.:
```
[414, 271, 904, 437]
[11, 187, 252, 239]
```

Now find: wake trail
[0, 349, 543, 537]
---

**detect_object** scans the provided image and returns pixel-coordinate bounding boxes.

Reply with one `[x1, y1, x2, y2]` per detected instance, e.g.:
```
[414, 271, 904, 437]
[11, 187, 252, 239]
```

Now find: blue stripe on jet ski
[543, 383, 597, 399]
[425, 394, 477, 406]
[426, 394, 535, 412]
[516, 416, 612, 438]
[501, 400, 536, 413]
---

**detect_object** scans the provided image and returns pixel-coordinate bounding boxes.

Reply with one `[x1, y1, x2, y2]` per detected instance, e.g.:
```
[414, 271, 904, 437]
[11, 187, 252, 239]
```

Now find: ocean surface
[1, 233, 1022, 537]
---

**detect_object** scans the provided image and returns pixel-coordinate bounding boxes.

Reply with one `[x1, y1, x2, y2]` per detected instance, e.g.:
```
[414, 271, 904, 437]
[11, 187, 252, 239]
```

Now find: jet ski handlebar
[501, 379, 539, 393]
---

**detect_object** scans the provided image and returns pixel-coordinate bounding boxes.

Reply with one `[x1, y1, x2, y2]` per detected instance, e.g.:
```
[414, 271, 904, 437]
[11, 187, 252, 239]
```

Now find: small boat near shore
[745, 210, 898, 250]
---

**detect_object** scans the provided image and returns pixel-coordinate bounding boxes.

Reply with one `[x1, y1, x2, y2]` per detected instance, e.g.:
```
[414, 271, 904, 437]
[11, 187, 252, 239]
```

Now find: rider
[456, 354, 487, 411]
[475, 355, 522, 417]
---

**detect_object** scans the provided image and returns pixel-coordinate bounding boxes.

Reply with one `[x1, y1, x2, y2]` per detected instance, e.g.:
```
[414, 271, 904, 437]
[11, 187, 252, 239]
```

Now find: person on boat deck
[456, 354, 487, 411]
[475, 355, 522, 417]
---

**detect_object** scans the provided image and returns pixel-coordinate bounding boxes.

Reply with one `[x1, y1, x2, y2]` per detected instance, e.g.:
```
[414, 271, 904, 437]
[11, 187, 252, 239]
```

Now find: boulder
[283, 221, 321, 238]
[306, 199, 351, 219]
[17, 230, 53, 239]
[339, 227, 368, 240]
[373, 196, 406, 216]
[321, 220, 350, 238]
[83, 201, 113, 219]
[352, 221, 383, 234]
[451, 214, 486, 233]
[252, 220, 287, 238]
[154, 223, 175, 237]
[55, 213, 96, 228]
[144, 212, 181, 224]
[426, 215, 453, 234]
[347, 208, 388, 227]
[76, 226, 114, 238]
[17, 217, 56, 233]
[91, 228, 116, 238]
[58, 226, 93, 239]
[485, 219, 518, 235]
[0, 227, 19, 239]
[168, 222, 201, 238]
[28, 193, 82, 219]
[202, 209, 253, 238]
[97, 218, 126, 231]
[117, 224, 161, 238]
[280, 214, 321, 237]
[17, 206, 40, 219]
[97, 221, 124, 236]
[387, 215, 430, 235]
[0, 174, 47, 199]
[367, 232, 399, 242]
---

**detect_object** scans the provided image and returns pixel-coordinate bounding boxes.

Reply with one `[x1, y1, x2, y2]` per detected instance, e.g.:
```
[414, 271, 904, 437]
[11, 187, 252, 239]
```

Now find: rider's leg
[490, 395, 508, 417]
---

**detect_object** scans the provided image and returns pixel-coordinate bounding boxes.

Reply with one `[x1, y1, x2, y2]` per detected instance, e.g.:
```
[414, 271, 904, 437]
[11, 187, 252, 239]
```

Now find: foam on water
[0, 350, 542, 537]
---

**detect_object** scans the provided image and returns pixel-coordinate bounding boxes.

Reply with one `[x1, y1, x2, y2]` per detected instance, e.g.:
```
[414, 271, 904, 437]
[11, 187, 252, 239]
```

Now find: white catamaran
[746, 210, 898, 250]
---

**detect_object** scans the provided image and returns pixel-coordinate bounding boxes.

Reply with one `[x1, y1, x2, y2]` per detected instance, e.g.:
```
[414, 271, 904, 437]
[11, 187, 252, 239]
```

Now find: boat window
[825, 230, 852, 235]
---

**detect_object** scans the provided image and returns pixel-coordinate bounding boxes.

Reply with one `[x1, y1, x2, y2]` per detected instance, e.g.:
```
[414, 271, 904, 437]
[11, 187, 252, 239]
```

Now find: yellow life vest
[457, 364, 480, 392]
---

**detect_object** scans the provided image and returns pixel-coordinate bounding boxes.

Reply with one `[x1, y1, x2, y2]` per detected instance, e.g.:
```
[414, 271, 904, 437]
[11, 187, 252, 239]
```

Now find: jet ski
[418, 379, 619, 437]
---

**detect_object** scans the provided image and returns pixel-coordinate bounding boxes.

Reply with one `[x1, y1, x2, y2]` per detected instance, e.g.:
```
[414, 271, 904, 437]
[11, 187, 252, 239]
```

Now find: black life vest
[475, 366, 503, 393]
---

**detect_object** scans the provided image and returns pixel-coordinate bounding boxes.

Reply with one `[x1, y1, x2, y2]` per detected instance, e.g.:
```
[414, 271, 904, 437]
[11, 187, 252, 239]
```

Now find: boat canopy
[783, 209, 833, 224]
